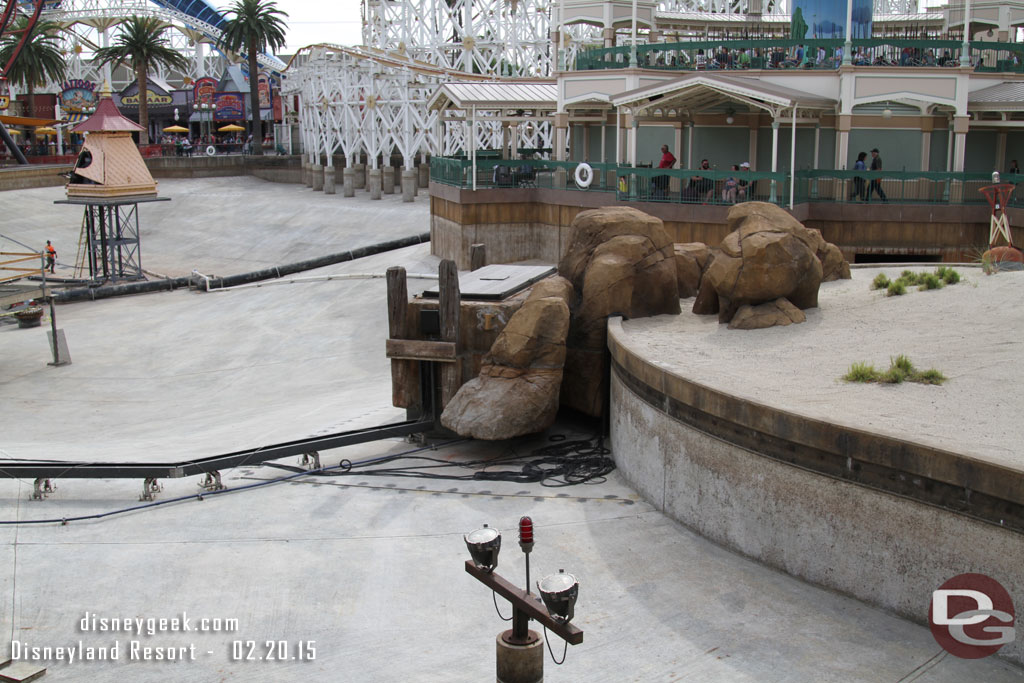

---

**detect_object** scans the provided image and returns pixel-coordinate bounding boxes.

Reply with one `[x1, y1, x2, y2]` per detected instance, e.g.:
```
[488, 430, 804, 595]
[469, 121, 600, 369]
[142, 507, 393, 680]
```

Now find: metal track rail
[0, 418, 430, 480]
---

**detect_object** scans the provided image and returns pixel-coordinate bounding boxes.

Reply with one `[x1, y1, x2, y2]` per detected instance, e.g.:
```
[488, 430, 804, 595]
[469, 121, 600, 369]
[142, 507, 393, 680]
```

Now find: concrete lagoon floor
[0, 178, 1022, 681]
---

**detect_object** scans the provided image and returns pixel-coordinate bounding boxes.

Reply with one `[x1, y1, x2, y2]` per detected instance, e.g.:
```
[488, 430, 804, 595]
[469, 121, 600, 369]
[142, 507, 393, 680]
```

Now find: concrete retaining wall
[607, 318, 1024, 665]
[0, 164, 73, 191]
[429, 183, 1022, 267]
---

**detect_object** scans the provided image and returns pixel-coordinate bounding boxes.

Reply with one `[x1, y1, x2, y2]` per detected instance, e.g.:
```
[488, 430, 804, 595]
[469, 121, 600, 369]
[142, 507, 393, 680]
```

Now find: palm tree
[93, 16, 189, 145]
[0, 17, 67, 118]
[219, 0, 287, 156]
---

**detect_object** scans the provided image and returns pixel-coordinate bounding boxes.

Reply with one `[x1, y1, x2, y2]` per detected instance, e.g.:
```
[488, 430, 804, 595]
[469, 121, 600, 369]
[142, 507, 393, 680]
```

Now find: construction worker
[45, 240, 56, 274]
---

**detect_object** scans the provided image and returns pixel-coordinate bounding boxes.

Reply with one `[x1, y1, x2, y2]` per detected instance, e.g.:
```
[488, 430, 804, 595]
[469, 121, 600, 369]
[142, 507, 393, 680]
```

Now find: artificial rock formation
[674, 242, 711, 298]
[558, 206, 681, 416]
[728, 298, 807, 330]
[703, 202, 852, 326]
[983, 245, 1024, 270]
[440, 277, 573, 439]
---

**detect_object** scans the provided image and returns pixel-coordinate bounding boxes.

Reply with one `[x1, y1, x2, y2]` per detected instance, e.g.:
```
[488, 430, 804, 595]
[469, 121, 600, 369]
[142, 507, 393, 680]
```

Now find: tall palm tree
[219, 0, 287, 156]
[0, 17, 67, 118]
[93, 16, 188, 145]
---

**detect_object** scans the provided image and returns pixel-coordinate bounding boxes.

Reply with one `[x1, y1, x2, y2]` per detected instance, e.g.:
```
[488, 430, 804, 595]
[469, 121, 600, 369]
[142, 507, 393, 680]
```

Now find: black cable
[263, 434, 614, 488]
[542, 625, 569, 665]
[492, 591, 512, 622]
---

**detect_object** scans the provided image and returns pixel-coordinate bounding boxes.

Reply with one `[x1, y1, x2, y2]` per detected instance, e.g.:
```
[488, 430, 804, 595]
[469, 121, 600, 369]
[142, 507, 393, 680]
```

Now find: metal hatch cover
[422, 264, 556, 301]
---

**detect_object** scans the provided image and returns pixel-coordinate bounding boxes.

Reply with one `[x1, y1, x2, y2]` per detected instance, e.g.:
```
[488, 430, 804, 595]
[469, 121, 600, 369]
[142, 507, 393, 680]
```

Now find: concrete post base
[368, 168, 382, 200]
[496, 630, 543, 683]
[401, 170, 417, 203]
[418, 163, 429, 188]
[311, 163, 324, 191]
[342, 168, 355, 197]
[301, 160, 309, 186]
[323, 166, 336, 194]
[353, 163, 366, 190]
[382, 167, 395, 194]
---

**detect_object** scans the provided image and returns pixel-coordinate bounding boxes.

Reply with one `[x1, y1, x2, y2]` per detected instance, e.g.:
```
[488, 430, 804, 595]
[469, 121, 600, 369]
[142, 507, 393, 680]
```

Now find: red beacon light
[518, 516, 534, 552]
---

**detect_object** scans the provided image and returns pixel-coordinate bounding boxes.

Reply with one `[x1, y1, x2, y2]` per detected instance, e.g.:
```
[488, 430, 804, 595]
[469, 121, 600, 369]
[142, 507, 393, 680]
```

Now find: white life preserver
[206, 145, 216, 156]
[574, 162, 593, 189]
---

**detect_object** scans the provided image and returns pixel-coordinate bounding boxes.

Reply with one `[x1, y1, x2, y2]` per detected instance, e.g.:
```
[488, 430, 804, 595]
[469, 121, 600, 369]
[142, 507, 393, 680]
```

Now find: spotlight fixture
[538, 569, 579, 624]
[465, 524, 501, 572]
[882, 105, 893, 119]
[725, 108, 735, 125]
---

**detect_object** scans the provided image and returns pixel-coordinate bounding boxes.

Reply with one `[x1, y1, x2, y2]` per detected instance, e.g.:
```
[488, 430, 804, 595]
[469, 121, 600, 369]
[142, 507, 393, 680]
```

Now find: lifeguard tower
[55, 82, 168, 283]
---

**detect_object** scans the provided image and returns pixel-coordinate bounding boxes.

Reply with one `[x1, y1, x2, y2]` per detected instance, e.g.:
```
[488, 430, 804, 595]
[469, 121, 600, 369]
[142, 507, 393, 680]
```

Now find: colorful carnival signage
[193, 77, 217, 106]
[59, 79, 96, 112]
[257, 72, 273, 110]
[121, 90, 173, 106]
[0, 77, 8, 110]
[214, 93, 244, 121]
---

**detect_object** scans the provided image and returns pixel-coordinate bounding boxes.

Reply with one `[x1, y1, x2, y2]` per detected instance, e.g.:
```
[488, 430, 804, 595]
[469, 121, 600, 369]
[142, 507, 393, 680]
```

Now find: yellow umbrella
[218, 124, 245, 132]
[163, 125, 189, 133]
[8, 129, 19, 135]
[35, 126, 58, 135]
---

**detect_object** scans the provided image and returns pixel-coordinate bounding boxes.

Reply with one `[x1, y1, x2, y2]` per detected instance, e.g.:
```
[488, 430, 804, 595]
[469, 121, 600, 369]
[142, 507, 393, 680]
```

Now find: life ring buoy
[205, 145, 216, 156]
[574, 162, 593, 189]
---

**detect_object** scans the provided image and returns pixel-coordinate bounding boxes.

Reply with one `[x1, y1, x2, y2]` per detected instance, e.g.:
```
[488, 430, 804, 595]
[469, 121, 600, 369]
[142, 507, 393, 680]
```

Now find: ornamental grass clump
[887, 280, 906, 296]
[842, 355, 946, 385]
[843, 362, 878, 383]
[918, 273, 944, 291]
[871, 273, 891, 290]
[875, 267, 961, 295]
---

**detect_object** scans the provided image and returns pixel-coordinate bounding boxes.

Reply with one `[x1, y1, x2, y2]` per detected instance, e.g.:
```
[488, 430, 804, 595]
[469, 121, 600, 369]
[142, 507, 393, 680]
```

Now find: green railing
[431, 157, 1018, 207]
[430, 157, 619, 192]
[574, 38, 1024, 73]
[615, 166, 790, 206]
[793, 169, 995, 205]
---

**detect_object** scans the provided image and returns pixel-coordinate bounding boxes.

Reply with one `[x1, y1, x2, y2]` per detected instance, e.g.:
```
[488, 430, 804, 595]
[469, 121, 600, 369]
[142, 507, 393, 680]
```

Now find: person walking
[850, 152, 868, 201]
[867, 148, 887, 202]
[45, 240, 56, 274]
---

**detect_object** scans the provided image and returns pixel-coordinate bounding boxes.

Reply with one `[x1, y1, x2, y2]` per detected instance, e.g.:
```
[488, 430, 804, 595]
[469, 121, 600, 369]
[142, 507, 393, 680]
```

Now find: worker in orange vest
[45, 240, 56, 274]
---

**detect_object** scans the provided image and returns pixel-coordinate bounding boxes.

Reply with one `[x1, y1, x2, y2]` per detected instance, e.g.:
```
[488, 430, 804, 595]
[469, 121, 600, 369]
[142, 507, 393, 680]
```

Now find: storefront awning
[0, 114, 61, 127]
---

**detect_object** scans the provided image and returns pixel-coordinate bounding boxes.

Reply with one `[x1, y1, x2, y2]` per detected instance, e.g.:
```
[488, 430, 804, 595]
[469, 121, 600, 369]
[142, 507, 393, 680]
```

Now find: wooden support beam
[386, 339, 457, 362]
[386, 266, 418, 409]
[465, 561, 584, 645]
[438, 259, 461, 407]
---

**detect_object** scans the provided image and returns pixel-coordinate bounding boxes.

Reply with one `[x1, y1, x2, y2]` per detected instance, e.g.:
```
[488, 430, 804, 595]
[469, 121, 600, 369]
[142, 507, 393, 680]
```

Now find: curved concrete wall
[607, 318, 1024, 665]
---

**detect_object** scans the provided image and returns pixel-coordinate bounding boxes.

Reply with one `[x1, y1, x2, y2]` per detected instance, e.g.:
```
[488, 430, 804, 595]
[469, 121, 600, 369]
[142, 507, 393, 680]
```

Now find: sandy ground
[619, 265, 1024, 471]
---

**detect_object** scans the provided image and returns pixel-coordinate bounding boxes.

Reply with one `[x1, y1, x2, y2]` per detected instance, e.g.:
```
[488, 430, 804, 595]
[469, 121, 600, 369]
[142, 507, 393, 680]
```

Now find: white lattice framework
[362, 0, 554, 78]
[283, 42, 558, 168]
[288, 0, 925, 167]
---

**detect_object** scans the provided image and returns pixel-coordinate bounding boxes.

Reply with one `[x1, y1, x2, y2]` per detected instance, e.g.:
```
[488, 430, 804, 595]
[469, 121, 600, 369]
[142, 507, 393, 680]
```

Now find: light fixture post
[465, 518, 582, 683]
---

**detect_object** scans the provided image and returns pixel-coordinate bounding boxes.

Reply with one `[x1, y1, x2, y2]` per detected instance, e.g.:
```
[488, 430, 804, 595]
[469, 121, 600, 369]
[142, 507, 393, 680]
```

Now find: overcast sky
[271, 1, 364, 53]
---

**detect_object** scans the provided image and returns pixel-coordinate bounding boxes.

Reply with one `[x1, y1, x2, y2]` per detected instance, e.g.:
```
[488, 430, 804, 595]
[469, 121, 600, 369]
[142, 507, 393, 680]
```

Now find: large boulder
[705, 202, 825, 324]
[440, 276, 573, 440]
[983, 245, 1024, 271]
[558, 207, 681, 416]
[674, 242, 711, 298]
[729, 298, 807, 330]
[726, 202, 851, 281]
